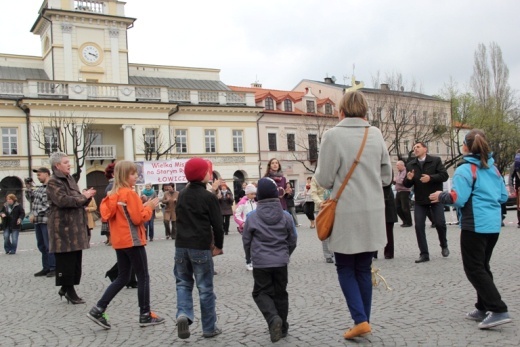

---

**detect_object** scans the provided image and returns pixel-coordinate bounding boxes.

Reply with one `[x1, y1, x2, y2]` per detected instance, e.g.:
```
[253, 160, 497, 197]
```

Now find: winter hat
[185, 158, 209, 182]
[245, 184, 257, 195]
[256, 178, 278, 200]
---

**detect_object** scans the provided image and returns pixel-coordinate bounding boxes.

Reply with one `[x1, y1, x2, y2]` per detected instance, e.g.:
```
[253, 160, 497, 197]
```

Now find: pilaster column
[121, 124, 135, 160]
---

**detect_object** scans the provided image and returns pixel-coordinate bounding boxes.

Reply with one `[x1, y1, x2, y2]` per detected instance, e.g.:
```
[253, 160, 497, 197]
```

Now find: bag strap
[331, 126, 369, 202]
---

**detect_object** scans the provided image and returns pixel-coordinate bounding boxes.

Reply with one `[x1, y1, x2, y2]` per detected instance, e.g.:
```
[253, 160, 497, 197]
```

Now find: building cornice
[17, 99, 175, 112]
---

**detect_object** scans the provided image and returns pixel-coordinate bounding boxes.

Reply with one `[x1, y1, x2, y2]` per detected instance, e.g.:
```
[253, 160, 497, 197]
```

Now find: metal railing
[86, 145, 116, 159]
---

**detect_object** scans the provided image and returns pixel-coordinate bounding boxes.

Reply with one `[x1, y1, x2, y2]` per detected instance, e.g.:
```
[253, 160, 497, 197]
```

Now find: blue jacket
[242, 198, 297, 268]
[438, 155, 507, 233]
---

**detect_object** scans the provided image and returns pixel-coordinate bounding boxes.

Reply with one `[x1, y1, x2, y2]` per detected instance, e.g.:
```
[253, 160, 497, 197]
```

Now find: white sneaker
[246, 263, 253, 271]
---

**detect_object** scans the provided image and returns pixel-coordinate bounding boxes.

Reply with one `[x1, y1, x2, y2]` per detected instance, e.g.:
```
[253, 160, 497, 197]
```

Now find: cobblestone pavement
[2, 211, 519, 346]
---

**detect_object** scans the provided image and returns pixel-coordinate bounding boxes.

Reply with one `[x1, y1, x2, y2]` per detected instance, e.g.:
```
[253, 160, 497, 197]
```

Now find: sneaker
[478, 312, 512, 329]
[441, 247, 450, 257]
[34, 269, 50, 277]
[87, 306, 111, 329]
[202, 327, 222, 338]
[177, 316, 190, 339]
[466, 309, 487, 322]
[46, 271, 56, 277]
[246, 263, 253, 271]
[269, 316, 283, 343]
[139, 311, 165, 327]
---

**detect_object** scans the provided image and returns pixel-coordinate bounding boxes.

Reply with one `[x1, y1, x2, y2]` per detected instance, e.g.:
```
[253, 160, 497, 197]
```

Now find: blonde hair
[109, 161, 137, 195]
[6, 194, 17, 202]
[339, 91, 368, 118]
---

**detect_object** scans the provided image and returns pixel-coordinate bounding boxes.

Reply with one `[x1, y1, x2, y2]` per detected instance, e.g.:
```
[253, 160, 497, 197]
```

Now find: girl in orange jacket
[87, 161, 164, 329]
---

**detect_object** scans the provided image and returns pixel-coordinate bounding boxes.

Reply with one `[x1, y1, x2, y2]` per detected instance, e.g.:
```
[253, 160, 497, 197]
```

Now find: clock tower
[30, 0, 135, 84]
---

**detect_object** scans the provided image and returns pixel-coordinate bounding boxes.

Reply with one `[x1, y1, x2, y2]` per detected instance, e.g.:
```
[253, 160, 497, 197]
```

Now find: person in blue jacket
[429, 129, 511, 330]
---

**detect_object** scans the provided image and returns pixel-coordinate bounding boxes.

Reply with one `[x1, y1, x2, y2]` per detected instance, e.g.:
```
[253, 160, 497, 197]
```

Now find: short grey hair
[49, 152, 68, 168]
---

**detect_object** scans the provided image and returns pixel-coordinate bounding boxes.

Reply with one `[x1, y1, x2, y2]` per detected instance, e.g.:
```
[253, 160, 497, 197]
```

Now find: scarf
[142, 188, 155, 197]
[268, 170, 284, 182]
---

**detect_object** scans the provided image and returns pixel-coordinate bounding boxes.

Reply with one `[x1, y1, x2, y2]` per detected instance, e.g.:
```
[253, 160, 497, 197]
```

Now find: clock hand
[88, 52, 98, 58]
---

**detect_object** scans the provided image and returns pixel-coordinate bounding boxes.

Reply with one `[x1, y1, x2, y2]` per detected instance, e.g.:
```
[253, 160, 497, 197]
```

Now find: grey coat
[315, 117, 392, 254]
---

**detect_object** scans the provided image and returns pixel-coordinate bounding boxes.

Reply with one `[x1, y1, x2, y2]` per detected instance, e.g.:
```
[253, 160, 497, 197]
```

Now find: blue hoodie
[438, 154, 507, 233]
[242, 198, 297, 268]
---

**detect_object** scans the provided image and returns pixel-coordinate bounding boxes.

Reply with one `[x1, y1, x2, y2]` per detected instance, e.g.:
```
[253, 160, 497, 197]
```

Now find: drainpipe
[256, 113, 265, 178]
[16, 99, 32, 176]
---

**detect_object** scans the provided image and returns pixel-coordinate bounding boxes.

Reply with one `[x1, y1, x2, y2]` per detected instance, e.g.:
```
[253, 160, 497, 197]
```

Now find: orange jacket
[100, 187, 153, 249]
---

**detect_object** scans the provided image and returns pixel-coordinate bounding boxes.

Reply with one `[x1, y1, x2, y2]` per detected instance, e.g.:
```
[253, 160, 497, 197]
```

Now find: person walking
[429, 129, 511, 329]
[1, 194, 25, 255]
[234, 183, 258, 271]
[303, 177, 315, 228]
[175, 158, 224, 340]
[87, 160, 164, 329]
[284, 182, 300, 227]
[404, 142, 449, 263]
[162, 183, 179, 239]
[141, 183, 157, 241]
[84, 189, 97, 242]
[395, 160, 413, 227]
[217, 182, 234, 235]
[47, 152, 95, 304]
[315, 90, 392, 340]
[383, 182, 398, 259]
[25, 167, 55, 276]
[242, 177, 298, 343]
[310, 176, 333, 263]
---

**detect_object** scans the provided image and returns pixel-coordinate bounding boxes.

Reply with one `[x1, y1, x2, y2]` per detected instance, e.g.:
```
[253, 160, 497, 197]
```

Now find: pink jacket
[233, 195, 257, 232]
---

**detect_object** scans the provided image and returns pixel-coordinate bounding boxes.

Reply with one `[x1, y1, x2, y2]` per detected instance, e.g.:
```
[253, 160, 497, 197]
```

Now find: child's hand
[144, 197, 160, 209]
[212, 247, 223, 257]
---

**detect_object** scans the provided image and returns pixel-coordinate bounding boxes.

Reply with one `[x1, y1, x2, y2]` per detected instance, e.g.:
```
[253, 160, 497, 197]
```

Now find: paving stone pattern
[1, 212, 519, 346]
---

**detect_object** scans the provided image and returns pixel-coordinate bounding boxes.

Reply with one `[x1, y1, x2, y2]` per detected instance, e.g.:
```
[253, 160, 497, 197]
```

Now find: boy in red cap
[175, 158, 224, 340]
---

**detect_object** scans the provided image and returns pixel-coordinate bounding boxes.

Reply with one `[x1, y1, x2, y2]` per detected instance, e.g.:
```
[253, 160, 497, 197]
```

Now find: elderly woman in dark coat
[47, 152, 96, 304]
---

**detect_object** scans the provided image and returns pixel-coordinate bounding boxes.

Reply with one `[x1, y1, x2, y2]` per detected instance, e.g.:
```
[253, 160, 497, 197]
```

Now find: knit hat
[256, 178, 278, 200]
[245, 184, 257, 195]
[185, 158, 209, 182]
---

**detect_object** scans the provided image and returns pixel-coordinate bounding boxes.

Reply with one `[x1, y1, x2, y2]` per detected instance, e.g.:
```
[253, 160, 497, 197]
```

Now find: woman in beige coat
[83, 192, 97, 242]
[315, 91, 392, 339]
[162, 183, 179, 239]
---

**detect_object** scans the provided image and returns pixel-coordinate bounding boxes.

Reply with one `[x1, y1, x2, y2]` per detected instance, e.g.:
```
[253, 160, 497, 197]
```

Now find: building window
[175, 129, 187, 153]
[2, 128, 18, 155]
[265, 97, 274, 110]
[436, 141, 440, 154]
[44, 127, 60, 154]
[144, 128, 157, 152]
[423, 111, 428, 124]
[325, 103, 332, 115]
[284, 99, 292, 112]
[400, 109, 407, 123]
[306, 100, 315, 113]
[308, 134, 318, 161]
[287, 133, 295, 151]
[268, 133, 277, 151]
[205, 129, 216, 153]
[233, 130, 243, 153]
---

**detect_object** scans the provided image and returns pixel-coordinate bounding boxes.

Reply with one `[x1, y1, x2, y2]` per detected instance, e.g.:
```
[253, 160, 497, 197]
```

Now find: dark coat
[404, 154, 448, 205]
[383, 185, 398, 223]
[47, 169, 91, 253]
[218, 189, 234, 216]
[1, 202, 25, 230]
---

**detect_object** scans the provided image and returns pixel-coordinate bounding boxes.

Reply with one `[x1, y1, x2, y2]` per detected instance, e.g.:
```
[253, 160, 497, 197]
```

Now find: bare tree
[31, 111, 97, 181]
[138, 127, 177, 161]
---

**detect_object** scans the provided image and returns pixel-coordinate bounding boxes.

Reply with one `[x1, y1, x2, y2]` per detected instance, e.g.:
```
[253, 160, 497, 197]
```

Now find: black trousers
[252, 266, 289, 331]
[55, 250, 82, 286]
[222, 215, 231, 233]
[164, 220, 177, 238]
[460, 230, 507, 313]
[304, 202, 315, 221]
[395, 191, 413, 225]
[414, 203, 447, 256]
[384, 222, 394, 258]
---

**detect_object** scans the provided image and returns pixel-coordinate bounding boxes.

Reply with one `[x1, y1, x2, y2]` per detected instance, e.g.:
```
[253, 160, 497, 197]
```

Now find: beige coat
[162, 190, 179, 221]
[85, 198, 97, 229]
[315, 117, 392, 254]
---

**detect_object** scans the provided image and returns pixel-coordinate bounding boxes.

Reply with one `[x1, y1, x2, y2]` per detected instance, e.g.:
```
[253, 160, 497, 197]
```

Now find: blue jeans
[3, 228, 20, 254]
[174, 248, 217, 334]
[335, 252, 373, 325]
[414, 203, 448, 256]
[35, 223, 55, 271]
[144, 212, 155, 240]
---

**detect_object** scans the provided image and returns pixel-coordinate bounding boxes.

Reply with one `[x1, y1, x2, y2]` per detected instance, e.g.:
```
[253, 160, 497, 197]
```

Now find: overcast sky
[1, 0, 519, 96]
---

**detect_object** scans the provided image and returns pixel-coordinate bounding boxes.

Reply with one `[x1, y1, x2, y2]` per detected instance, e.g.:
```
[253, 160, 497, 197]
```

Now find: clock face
[81, 44, 101, 65]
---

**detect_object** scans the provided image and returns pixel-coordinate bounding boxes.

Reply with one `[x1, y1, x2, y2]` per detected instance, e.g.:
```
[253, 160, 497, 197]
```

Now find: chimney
[324, 77, 333, 84]
[380, 83, 389, 90]
[251, 82, 262, 88]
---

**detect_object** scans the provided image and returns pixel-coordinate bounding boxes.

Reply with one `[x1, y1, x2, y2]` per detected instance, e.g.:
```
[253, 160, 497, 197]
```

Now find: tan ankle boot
[343, 321, 371, 339]
[310, 220, 315, 228]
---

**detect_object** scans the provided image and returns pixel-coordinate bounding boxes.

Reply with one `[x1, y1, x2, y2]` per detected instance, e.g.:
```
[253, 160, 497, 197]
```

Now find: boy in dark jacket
[242, 178, 297, 343]
[175, 158, 224, 340]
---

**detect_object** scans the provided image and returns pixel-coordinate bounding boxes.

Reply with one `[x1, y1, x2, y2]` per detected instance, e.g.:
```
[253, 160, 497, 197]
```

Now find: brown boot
[343, 322, 371, 339]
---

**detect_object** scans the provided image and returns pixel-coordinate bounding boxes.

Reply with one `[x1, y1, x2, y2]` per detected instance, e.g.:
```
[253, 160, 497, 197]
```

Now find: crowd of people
[3, 90, 516, 342]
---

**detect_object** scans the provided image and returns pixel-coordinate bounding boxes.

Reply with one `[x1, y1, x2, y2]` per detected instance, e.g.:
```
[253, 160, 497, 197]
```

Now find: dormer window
[306, 100, 315, 113]
[284, 99, 292, 112]
[325, 103, 332, 115]
[265, 97, 274, 110]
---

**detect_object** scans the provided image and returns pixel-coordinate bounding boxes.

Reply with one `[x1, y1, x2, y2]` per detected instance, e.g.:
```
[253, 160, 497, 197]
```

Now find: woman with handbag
[315, 91, 392, 340]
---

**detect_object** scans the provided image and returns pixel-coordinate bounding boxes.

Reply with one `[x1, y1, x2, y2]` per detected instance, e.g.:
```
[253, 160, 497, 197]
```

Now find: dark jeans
[97, 246, 150, 314]
[460, 230, 507, 313]
[414, 203, 447, 256]
[335, 252, 373, 324]
[35, 223, 55, 271]
[55, 251, 82, 286]
[144, 211, 155, 240]
[395, 191, 413, 225]
[223, 215, 231, 233]
[164, 220, 177, 239]
[252, 266, 289, 331]
[304, 202, 315, 221]
[384, 222, 394, 258]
